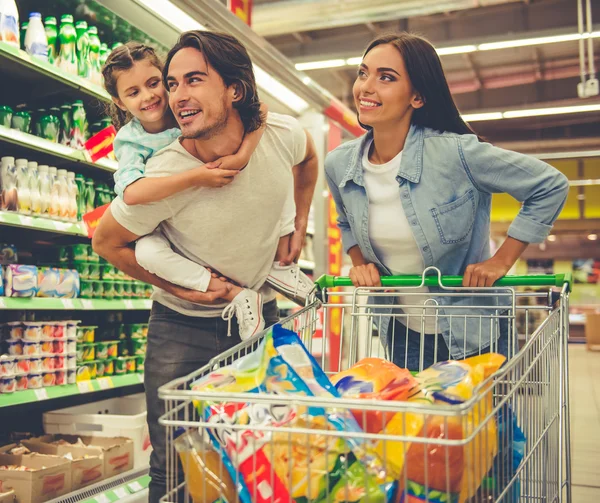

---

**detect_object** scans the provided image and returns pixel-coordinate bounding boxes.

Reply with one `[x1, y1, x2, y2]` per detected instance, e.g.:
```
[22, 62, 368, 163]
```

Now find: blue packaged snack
[4, 264, 37, 297]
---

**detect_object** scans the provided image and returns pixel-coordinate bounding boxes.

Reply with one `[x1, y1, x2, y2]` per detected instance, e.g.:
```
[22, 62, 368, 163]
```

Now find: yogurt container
[40, 339, 54, 354]
[15, 356, 31, 374]
[53, 340, 66, 354]
[15, 374, 28, 391]
[66, 320, 80, 339]
[23, 322, 42, 341]
[135, 356, 145, 373]
[7, 340, 23, 356]
[23, 341, 40, 356]
[53, 355, 65, 370]
[55, 369, 66, 385]
[95, 342, 108, 360]
[7, 321, 23, 339]
[125, 357, 136, 374]
[53, 322, 67, 339]
[41, 322, 55, 339]
[0, 356, 16, 376]
[42, 371, 56, 387]
[28, 373, 42, 389]
[29, 356, 42, 372]
[41, 354, 54, 371]
[132, 339, 147, 356]
[0, 375, 16, 394]
[66, 339, 77, 353]
[104, 359, 114, 376]
[114, 357, 127, 375]
[67, 353, 76, 369]
[96, 360, 105, 378]
[106, 341, 119, 359]
[67, 368, 76, 384]
[76, 326, 96, 343]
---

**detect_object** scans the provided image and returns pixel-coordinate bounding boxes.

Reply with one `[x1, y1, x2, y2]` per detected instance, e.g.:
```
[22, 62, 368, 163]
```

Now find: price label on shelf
[0, 298, 5, 308]
[81, 299, 94, 309]
[77, 381, 93, 393]
[94, 493, 111, 503]
[61, 299, 75, 309]
[113, 487, 129, 499]
[97, 377, 114, 390]
[124, 300, 134, 309]
[34, 389, 48, 400]
[128, 481, 143, 493]
[137, 373, 144, 383]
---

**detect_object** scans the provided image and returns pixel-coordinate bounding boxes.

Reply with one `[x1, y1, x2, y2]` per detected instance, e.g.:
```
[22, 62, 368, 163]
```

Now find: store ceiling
[249, 0, 599, 149]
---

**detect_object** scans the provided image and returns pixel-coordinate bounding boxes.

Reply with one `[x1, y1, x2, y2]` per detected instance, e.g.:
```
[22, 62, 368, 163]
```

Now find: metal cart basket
[159, 269, 572, 503]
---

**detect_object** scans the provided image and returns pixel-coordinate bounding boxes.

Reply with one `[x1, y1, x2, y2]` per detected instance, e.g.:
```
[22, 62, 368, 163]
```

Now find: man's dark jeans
[145, 300, 279, 503]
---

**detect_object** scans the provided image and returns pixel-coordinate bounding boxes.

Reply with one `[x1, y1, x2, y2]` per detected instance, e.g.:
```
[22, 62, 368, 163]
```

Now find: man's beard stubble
[180, 97, 230, 140]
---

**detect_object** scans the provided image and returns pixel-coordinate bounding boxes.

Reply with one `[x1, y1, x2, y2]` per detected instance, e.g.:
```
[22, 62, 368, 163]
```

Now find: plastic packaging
[75, 20, 90, 79]
[24, 12, 48, 61]
[44, 16, 57, 63]
[37, 165, 51, 216]
[15, 159, 31, 214]
[23, 322, 43, 341]
[1, 156, 18, 211]
[57, 15, 77, 75]
[0, 0, 19, 47]
[0, 375, 16, 393]
[28, 372, 42, 389]
[28, 161, 41, 216]
[7, 340, 23, 356]
[15, 374, 28, 391]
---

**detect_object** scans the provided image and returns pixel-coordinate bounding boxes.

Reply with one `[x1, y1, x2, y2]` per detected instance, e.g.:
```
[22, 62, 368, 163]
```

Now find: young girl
[102, 42, 312, 340]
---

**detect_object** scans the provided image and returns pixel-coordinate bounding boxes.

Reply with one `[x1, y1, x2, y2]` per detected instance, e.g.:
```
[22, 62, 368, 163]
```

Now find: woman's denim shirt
[324, 124, 569, 359]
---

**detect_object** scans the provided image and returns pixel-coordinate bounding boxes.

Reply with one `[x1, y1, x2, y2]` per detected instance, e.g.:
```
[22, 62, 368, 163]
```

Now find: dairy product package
[4, 264, 38, 297]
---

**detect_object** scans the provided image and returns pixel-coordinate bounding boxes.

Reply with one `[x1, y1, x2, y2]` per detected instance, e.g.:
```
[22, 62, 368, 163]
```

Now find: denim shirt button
[403, 193, 409, 199]
[423, 246, 429, 251]
[411, 220, 417, 225]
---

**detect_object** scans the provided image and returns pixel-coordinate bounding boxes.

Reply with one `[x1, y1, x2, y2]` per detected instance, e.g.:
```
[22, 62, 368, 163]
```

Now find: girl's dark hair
[360, 33, 479, 137]
[163, 31, 264, 133]
[101, 42, 164, 130]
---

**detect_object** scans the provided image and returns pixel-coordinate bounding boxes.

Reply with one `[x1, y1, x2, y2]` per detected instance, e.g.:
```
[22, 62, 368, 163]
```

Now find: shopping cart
[159, 268, 572, 503]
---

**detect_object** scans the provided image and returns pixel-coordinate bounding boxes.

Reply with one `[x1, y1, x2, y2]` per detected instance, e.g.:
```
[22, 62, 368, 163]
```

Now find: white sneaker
[266, 262, 313, 306]
[221, 289, 265, 341]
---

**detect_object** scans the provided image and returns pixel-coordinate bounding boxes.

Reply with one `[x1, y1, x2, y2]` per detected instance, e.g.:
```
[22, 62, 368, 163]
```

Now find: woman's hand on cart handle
[463, 237, 529, 287]
[349, 263, 382, 287]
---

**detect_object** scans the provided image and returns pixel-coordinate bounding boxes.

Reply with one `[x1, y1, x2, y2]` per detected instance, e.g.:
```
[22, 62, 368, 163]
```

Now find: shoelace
[221, 298, 254, 338]
[290, 264, 307, 298]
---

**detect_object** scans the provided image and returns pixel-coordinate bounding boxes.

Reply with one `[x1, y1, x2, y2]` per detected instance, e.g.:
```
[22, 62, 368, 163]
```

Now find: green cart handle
[315, 273, 572, 291]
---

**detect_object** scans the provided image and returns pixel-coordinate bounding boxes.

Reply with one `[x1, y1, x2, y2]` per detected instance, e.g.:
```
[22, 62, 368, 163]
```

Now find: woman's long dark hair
[360, 33, 479, 137]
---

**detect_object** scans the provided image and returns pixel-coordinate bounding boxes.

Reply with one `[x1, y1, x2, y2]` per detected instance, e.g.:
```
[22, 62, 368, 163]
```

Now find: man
[92, 30, 318, 502]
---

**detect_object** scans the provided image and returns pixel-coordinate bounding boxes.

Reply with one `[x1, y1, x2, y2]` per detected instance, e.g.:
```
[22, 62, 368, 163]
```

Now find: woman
[325, 33, 569, 370]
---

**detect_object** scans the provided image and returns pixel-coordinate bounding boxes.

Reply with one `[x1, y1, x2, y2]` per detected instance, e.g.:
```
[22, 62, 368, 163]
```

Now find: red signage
[82, 204, 109, 238]
[85, 125, 116, 162]
[228, 0, 253, 25]
[327, 121, 343, 371]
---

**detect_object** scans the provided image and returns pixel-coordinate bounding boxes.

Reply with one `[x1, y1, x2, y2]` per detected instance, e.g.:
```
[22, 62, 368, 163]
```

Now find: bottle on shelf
[38, 164, 51, 216]
[15, 159, 31, 215]
[48, 166, 60, 218]
[1, 156, 18, 211]
[56, 168, 70, 220]
[59, 103, 72, 146]
[87, 26, 101, 85]
[20, 20, 27, 49]
[75, 20, 90, 79]
[75, 173, 86, 219]
[27, 161, 41, 216]
[24, 12, 48, 62]
[99, 42, 109, 67]
[70, 101, 88, 150]
[57, 14, 77, 75]
[66, 171, 78, 221]
[0, 0, 20, 48]
[44, 16, 58, 65]
[84, 177, 95, 214]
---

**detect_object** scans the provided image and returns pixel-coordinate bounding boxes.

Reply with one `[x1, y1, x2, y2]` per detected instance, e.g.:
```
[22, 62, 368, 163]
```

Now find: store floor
[569, 343, 600, 502]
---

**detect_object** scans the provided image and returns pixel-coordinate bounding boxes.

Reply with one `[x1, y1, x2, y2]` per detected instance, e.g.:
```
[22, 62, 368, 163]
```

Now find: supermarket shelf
[45, 467, 150, 503]
[0, 297, 152, 310]
[0, 41, 110, 104]
[298, 259, 316, 270]
[0, 374, 144, 408]
[0, 210, 88, 237]
[0, 125, 118, 173]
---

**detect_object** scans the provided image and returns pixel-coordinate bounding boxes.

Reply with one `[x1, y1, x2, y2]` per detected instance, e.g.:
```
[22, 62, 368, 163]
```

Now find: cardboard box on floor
[21, 437, 104, 491]
[0, 446, 71, 503]
[28, 435, 133, 479]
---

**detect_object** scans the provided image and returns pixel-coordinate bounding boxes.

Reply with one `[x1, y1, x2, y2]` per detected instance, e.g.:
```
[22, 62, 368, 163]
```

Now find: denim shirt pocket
[430, 189, 476, 244]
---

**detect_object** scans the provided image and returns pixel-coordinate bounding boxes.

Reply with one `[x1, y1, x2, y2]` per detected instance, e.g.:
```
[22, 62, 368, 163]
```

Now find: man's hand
[191, 165, 239, 188]
[279, 222, 307, 266]
[349, 263, 381, 287]
[168, 282, 232, 305]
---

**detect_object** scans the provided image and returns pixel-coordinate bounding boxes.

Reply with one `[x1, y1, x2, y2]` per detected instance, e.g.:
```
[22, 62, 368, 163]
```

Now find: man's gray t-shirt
[111, 112, 307, 317]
